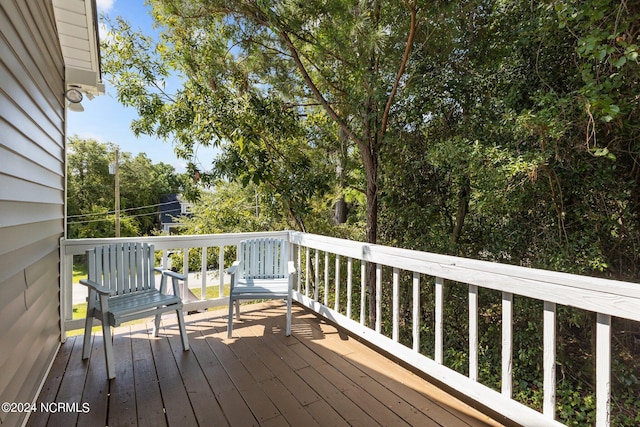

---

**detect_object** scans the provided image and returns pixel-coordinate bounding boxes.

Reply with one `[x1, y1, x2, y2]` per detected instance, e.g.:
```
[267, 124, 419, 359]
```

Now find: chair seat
[231, 278, 289, 298]
[106, 289, 182, 320]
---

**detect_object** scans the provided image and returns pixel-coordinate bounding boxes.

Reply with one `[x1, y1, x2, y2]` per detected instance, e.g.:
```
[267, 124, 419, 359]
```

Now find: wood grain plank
[305, 305, 495, 426]
[166, 330, 228, 426]
[202, 331, 280, 423]
[46, 334, 90, 427]
[305, 398, 350, 427]
[296, 366, 377, 427]
[34, 303, 502, 427]
[237, 323, 321, 407]
[337, 341, 487, 427]
[131, 325, 167, 427]
[148, 335, 198, 427]
[258, 378, 320, 427]
[188, 323, 259, 427]
[76, 334, 109, 427]
[107, 326, 138, 427]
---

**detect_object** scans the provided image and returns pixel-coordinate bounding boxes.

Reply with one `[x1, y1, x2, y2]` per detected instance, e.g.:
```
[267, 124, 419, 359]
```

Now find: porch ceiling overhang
[53, 0, 105, 96]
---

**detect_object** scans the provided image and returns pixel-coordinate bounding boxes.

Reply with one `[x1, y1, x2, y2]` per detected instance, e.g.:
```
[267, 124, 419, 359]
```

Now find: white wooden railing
[60, 231, 640, 427]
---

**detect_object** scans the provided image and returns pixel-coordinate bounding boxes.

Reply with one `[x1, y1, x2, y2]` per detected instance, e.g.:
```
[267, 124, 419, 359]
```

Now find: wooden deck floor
[28, 301, 503, 427]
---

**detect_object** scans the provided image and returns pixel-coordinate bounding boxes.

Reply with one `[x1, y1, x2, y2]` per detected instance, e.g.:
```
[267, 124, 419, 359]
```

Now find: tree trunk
[362, 147, 378, 328]
[334, 129, 349, 224]
[450, 177, 470, 253]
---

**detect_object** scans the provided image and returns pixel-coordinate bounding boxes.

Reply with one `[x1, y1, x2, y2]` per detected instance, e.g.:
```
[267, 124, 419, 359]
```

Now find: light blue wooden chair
[227, 238, 296, 338]
[80, 242, 189, 379]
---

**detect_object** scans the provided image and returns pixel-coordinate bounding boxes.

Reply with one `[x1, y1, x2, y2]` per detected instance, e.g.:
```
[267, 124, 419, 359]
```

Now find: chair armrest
[158, 269, 187, 281]
[79, 279, 113, 296]
[227, 261, 240, 275]
[156, 269, 186, 297]
[228, 261, 241, 290]
[287, 261, 297, 275]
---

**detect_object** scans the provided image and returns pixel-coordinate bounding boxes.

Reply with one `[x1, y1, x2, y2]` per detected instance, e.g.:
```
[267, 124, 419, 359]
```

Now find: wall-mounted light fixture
[67, 101, 84, 112]
[65, 88, 83, 103]
[65, 87, 84, 112]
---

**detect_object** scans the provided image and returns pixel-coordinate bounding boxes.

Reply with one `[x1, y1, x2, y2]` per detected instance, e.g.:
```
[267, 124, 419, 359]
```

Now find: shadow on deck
[28, 301, 503, 426]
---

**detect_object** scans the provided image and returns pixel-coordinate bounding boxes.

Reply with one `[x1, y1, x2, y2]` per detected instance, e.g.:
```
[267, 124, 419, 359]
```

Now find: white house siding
[0, 1, 66, 425]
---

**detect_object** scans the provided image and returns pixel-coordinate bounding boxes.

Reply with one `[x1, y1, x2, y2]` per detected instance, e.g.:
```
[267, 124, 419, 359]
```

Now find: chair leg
[82, 292, 97, 360]
[176, 309, 189, 351]
[153, 313, 162, 337]
[82, 310, 94, 360]
[286, 297, 292, 336]
[101, 312, 115, 380]
[235, 299, 241, 320]
[227, 298, 235, 339]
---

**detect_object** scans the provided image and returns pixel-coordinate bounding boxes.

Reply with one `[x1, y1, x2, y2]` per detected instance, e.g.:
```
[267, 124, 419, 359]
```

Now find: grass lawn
[191, 284, 230, 300]
[73, 262, 88, 283]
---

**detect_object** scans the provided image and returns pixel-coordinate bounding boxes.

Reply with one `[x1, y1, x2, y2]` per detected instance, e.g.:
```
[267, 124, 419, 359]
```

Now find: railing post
[469, 284, 478, 381]
[502, 292, 513, 397]
[375, 263, 382, 333]
[305, 247, 310, 297]
[314, 250, 319, 301]
[335, 254, 341, 312]
[347, 257, 353, 320]
[412, 272, 420, 352]
[218, 246, 224, 296]
[596, 313, 611, 427]
[360, 261, 366, 325]
[543, 301, 556, 419]
[435, 277, 444, 364]
[162, 250, 168, 269]
[201, 246, 207, 300]
[297, 244, 302, 292]
[392, 267, 399, 342]
[182, 248, 189, 300]
[59, 238, 73, 342]
[324, 252, 329, 307]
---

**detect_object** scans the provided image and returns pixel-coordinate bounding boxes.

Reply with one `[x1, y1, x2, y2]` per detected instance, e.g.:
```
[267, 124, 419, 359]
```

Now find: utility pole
[113, 148, 120, 237]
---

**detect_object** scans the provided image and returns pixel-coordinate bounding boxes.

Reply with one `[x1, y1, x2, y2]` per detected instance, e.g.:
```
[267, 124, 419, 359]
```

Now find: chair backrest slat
[126, 243, 134, 292]
[87, 242, 156, 296]
[143, 243, 154, 290]
[238, 238, 288, 280]
[136, 243, 143, 291]
[122, 243, 130, 293]
[266, 239, 273, 277]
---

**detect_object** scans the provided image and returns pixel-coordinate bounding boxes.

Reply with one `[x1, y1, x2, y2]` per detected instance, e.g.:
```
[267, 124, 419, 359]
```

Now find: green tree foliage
[376, 1, 639, 424]
[99, 0, 640, 423]
[380, 0, 640, 277]
[67, 137, 182, 238]
[102, 0, 422, 242]
[177, 181, 286, 235]
[103, 0, 421, 326]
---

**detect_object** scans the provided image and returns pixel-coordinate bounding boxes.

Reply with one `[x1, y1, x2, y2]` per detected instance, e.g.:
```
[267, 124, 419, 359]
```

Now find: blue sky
[67, 0, 218, 173]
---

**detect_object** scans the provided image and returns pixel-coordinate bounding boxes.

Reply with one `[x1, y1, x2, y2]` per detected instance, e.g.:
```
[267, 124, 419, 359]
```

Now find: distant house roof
[159, 194, 192, 230]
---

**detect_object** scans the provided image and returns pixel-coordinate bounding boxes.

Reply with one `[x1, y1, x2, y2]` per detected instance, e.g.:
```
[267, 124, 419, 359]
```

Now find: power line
[67, 200, 180, 219]
[67, 208, 185, 225]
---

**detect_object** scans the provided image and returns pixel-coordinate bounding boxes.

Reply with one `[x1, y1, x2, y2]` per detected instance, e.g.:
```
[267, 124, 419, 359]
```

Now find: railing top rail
[290, 231, 640, 322]
[62, 230, 291, 256]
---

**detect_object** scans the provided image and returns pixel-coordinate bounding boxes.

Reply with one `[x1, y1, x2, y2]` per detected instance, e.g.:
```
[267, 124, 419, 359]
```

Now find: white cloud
[98, 22, 110, 41]
[96, 0, 115, 13]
